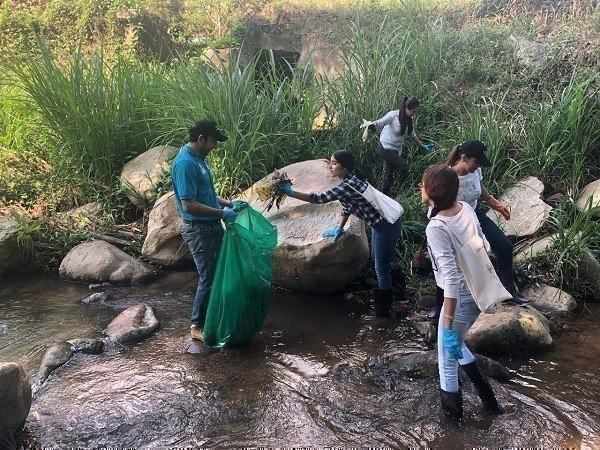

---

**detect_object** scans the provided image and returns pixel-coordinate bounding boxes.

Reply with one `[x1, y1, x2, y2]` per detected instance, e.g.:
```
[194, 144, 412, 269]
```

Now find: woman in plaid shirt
[280, 150, 405, 316]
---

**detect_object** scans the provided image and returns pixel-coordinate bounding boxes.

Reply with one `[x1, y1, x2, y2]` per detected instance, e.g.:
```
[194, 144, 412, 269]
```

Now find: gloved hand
[420, 143, 435, 152]
[231, 200, 249, 212]
[360, 119, 376, 142]
[279, 181, 295, 197]
[322, 226, 344, 242]
[442, 328, 463, 360]
[221, 208, 237, 223]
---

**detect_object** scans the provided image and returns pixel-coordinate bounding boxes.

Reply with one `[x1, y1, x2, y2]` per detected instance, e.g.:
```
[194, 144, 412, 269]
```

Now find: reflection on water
[0, 272, 599, 447]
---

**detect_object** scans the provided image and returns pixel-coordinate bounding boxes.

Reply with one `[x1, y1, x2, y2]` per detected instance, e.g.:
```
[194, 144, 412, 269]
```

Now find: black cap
[189, 118, 228, 142]
[460, 140, 492, 167]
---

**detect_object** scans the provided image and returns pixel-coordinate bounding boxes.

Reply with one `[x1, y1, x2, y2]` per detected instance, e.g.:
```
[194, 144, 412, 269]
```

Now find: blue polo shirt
[172, 145, 220, 223]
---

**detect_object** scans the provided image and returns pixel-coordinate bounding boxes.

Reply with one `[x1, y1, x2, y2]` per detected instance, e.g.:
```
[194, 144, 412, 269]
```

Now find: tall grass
[148, 51, 321, 195]
[11, 44, 160, 183]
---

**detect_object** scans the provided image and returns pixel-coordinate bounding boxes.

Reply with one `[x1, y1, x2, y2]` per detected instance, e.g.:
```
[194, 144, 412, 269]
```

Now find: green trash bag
[203, 205, 277, 349]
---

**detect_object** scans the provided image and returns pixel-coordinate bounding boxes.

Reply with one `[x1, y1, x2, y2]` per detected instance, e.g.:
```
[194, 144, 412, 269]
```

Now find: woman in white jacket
[420, 164, 504, 420]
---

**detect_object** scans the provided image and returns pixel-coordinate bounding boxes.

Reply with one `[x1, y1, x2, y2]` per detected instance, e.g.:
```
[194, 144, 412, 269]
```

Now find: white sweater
[425, 202, 490, 299]
[374, 110, 417, 153]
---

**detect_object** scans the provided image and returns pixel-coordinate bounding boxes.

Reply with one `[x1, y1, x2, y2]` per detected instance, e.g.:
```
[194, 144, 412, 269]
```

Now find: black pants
[376, 142, 408, 196]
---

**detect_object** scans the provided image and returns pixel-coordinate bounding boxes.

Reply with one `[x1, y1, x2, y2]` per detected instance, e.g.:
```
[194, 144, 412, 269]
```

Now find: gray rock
[67, 338, 105, 354]
[578, 248, 600, 301]
[120, 145, 178, 208]
[244, 160, 370, 293]
[81, 292, 111, 304]
[514, 233, 558, 263]
[0, 215, 24, 271]
[575, 180, 600, 217]
[0, 362, 31, 441]
[61, 202, 104, 228]
[466, 304, 553, 354]
[486, 176, 552, 238]
[59, 240, 159, 285]
[141, 191, 192, 267]
[37, 342, 73, 384]
[105, 304, 159, 344]
[522, 284, 577, 317]
[509, 35, 553, 71]
[385, 351, 513, 381]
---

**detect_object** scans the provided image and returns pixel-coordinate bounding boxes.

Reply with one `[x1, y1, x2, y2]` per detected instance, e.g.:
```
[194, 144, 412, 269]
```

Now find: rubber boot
[440, 388, 463, 420]
[428, 286, 444, 324]
[390, 266, 408, 302]
[461, 361, 505, 414]
[374, 289, 393, 317]
[497, 270, 531, 305]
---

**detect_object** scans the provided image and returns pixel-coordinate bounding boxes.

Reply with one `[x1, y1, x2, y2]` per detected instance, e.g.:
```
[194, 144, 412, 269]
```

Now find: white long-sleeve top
[374, 110, 417, 153]
[425, 202, 490, 299]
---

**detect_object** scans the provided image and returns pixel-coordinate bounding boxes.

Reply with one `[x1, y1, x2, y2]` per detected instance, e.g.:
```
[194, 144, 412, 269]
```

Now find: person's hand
[442, 328, 463, 360]
[322, 226, 344, 242]
[420, 143, 435, 152]
[221, 208, 237, 223]
[278, 181, 295, 197]
[494, 202, 511, 221]
[231, 200, 249, 212]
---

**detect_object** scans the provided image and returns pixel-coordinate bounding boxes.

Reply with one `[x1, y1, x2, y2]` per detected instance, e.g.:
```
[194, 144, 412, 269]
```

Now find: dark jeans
[371, 218, 403, 290]
[376, 142, 408, 196]
[181, 221, 224, 327]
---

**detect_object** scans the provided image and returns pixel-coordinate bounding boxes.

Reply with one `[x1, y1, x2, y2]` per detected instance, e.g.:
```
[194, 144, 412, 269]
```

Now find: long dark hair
[422, 165, 459, 218]
[446, 143, 463, 166]
[398, 96, 420, 134]
[332, 150, 366, 180]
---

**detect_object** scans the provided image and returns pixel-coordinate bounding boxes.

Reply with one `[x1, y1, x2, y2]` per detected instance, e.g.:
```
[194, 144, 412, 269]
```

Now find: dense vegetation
[1, 0, 598, 295]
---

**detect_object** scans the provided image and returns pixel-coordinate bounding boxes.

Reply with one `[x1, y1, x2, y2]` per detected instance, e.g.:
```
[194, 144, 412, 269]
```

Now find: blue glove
[221, 208, 237, 223]
[420, 143, 435, 152]
[442, 328, 463, 360]
[279, 181, 295, 196]
[322, 226, 344, 242]
[231, 200, 249, 212]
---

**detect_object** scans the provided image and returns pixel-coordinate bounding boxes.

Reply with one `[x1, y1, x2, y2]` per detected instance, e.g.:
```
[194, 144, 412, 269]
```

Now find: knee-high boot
[461, 361, 505, 414]
[374, 289, 392, 317]
[440, 388, 463, 420]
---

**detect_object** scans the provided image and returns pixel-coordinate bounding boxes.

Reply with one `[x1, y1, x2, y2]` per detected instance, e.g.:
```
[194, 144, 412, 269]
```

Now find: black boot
[497, 270, 531, 305]
[390, 266, 408, 301]
[440, 388, 463, 420]
[461, 361, 505, 414]
[374, 289, 393, 317]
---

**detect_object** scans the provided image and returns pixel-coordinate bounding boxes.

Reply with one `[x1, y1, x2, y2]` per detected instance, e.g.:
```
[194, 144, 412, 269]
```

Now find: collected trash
[255, 170, 292, 211]
[203, 206, 277, 349]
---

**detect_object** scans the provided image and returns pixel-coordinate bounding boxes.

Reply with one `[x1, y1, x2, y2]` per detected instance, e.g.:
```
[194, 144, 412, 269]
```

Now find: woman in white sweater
[420, 164, 504, 420]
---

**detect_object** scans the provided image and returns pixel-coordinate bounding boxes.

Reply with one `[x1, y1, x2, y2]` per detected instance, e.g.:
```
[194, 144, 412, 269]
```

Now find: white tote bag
[350, 183, 404, 224]
[433, 216, 511, 313]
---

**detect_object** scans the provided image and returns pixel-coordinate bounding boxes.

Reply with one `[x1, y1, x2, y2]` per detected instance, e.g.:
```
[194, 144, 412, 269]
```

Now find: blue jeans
[371, 219, 403, 290]
[181, 221, 224, 327]
[437, 286, 480, 393]
[475, 208, 513, 272]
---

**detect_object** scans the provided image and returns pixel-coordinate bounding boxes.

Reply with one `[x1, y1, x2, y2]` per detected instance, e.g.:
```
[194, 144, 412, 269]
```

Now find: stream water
[1, 271, 598, 448]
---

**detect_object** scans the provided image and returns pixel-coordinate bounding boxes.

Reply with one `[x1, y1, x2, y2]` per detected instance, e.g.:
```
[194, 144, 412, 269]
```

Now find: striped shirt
[309, 172, 384, 226]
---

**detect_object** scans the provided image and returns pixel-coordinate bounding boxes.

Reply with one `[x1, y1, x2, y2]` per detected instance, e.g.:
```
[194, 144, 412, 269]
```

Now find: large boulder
[522, 284, 577, 317]
[120, 145, 178, 208]
[575, 180, 600, 217]
[486, 176, 552, 238]
[0, 215, 24, 271]
[59, 240, 159, 285]
[0, 363, 31, 441]
[141, 191, 192, 267]
[466, 304, 553, 354]
[105, 303, 160, 344]
[37, 342, 73, 385]
[244, 160, 370, 293]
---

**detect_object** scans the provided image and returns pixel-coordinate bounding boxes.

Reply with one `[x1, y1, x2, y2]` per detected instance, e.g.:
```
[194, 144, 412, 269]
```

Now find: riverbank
[1, 271, 598, 447]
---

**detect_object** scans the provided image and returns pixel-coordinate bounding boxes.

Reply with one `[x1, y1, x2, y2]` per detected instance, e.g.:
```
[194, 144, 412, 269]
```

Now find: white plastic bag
[359, 119, 375, 142]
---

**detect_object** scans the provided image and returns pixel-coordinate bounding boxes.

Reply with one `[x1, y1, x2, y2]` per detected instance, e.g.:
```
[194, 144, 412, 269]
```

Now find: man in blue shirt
[172, 118, 246, 341]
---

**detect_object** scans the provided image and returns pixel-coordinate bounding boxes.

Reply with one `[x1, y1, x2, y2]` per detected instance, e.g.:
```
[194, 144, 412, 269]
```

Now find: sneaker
[506, 295, 531, 306]
[190, 324, 205, 341]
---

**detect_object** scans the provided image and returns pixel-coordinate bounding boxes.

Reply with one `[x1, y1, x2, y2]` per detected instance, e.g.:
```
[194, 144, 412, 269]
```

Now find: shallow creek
[1, 271, 598, 448]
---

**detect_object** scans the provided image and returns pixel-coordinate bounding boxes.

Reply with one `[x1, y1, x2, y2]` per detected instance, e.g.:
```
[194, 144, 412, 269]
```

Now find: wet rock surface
[522, 284, 577, 317]
[0, 362, 32, 441]
[37, 342, 74, 385]
[67, 338, 105, 354]
[0, 215, 24, 271]
[105, 303, 160, 344]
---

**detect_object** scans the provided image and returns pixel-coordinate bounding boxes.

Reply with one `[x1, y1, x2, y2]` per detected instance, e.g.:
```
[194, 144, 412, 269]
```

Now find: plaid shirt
[309, 172, 384, 226]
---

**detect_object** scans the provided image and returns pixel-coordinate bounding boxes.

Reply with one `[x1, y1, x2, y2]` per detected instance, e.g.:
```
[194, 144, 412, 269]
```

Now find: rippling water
[1, 271, 598, 448]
